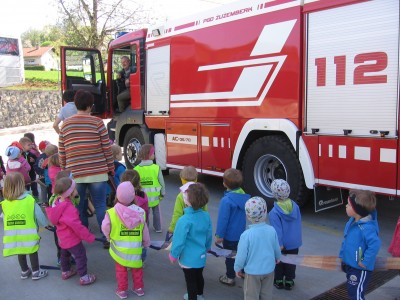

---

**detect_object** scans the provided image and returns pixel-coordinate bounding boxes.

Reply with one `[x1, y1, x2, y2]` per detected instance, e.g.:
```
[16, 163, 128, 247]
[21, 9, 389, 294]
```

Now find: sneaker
[219, 274, 235, 286]
[133, 288, 145, 296]
[32, 269, 48, 280]
[183, 294, 204, 300]
[80, 274, 96, 285]
[57, 258, 61, 266]
[62, 269, 77, 280]
[154, 228, 162, 233]
[21, 268, 32, 280]
[284, 280, 295, 290]
[274, 280, 284, 289]
[115, 290, 128, 299]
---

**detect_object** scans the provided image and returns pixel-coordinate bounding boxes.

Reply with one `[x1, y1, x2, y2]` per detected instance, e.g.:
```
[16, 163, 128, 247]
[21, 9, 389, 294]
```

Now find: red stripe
[263, 0, 296, 9]
[174, 22, 196, 31]
[303, 0, 368, 13]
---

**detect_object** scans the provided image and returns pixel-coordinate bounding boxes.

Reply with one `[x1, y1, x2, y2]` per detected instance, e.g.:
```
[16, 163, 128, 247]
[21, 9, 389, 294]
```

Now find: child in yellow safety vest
[102, 181, 150, 299]
[134, 144, 165, 233]
[1, 172, 49, 280]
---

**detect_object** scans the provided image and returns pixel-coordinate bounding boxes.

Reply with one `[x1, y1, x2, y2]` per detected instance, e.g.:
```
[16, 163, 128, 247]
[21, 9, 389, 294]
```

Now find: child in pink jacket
[102, 181, 150, 299]
[5, 145, 31, 186]
[120, 170, 149, 222]
[47, 153, 62, 193]
[46, 177, 96, 286]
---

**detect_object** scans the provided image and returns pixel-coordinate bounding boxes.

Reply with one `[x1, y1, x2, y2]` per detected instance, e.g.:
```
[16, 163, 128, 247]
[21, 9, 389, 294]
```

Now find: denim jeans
[76, 181, 107, 235]
[223, 239, 238, 279]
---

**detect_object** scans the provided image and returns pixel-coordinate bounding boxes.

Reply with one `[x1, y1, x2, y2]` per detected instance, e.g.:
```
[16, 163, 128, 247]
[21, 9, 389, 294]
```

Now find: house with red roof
[23, 46, 58, 71]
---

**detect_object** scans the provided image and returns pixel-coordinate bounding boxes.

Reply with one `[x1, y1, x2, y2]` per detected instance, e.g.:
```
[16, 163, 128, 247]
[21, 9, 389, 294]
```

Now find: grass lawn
[5, 70, 103, 90]
[25, 70, 61, 82]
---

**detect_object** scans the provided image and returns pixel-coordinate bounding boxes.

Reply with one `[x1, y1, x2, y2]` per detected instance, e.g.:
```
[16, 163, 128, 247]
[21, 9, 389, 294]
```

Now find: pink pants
[115, 262, 144, 291]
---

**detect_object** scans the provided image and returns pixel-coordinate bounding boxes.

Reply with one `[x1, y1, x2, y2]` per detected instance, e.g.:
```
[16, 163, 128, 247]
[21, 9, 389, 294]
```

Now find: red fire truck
[60, 0, 399, 209]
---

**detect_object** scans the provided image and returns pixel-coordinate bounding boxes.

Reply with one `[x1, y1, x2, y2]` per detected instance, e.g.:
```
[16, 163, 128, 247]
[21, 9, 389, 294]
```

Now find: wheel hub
[126, 138, 141, 166]
[254, 154, 287, 197]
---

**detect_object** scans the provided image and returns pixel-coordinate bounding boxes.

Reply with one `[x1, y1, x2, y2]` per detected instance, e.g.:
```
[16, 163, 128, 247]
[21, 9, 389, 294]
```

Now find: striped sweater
[59, 114, 114, 179]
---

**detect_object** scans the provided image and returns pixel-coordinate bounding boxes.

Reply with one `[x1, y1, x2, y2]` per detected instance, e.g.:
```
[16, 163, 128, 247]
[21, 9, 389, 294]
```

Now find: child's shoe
[219, 274, 235, 286]
[284, 280, 295, 290]
[133, 288, 145, 296]
[62, 269, 77, 280]
[115, 289, 128, 299]
[273, 280, 284, 289]
[20, 268, 32, 279]
[183, 294, 204, 300]
[80, 274, 96, 285]
[32, 269, 48, 280]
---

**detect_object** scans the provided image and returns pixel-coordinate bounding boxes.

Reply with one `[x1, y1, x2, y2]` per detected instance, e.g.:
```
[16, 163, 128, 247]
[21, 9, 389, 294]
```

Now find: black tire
[123, 127, 145, 169]
[242, 135, 309, 208]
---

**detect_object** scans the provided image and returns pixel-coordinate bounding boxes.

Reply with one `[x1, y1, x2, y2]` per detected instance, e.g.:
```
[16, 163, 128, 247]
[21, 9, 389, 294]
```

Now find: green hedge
[25, 65, 46, 71]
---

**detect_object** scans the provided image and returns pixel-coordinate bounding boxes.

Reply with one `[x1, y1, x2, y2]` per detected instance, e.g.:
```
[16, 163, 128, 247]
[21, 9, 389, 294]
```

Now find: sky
[0, 0, 235, 36]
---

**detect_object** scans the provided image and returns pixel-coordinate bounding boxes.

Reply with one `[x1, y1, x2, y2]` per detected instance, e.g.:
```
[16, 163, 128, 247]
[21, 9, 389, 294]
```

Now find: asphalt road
[0, 123, 399, 299]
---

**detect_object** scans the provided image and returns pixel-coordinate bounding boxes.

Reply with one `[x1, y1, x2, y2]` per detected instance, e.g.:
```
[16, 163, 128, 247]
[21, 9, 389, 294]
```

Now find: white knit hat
[271, 179, 290, 200]
[245, 196, 267, 223]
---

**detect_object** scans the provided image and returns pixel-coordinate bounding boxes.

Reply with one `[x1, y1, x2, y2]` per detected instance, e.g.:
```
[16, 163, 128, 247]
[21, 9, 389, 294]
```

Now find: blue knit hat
[5, 146, 20, 160]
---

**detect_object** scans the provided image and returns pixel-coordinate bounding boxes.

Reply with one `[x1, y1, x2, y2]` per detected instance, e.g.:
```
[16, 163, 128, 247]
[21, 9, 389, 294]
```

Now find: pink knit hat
[117, 181, 135, 205]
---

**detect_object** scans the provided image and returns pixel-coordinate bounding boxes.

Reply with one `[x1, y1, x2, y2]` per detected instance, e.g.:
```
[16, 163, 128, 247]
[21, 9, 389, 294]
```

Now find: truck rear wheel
[123, 127, 145, 169]
[242, 135, 309, 208]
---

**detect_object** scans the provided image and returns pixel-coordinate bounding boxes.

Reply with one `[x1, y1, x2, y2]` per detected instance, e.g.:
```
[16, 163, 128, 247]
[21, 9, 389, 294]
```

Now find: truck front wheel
[123, 127, 145, 168]
[242, 135, 309, 208]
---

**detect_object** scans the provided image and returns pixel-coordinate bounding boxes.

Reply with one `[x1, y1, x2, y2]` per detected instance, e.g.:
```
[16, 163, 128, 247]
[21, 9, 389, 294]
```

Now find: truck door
[304, 0, 399, 195]
[166, 122, 199, 168]
[200, 123, 231, 175]
[60, 47, 107, 117]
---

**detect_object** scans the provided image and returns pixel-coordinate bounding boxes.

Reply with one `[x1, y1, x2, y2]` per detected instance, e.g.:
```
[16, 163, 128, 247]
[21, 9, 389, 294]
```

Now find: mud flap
[314, 186, 343, 212]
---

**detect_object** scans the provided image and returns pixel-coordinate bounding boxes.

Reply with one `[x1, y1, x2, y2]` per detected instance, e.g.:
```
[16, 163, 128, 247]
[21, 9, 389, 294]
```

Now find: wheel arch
[232, 119, 315, 189]
[115, 109, 147, 146]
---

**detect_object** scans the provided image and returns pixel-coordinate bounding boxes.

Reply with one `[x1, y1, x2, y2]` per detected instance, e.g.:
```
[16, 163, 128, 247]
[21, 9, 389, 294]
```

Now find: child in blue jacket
[339, 189, 381, 300]
[235, 196, 281, 300]
[169, 183, 212, 300]
[269, 179, 302, 290]
[215, 168, 250, 286]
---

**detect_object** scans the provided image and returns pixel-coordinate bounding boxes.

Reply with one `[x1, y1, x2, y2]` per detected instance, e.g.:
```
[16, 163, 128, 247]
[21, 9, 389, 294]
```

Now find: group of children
[0, 134, 385, 300]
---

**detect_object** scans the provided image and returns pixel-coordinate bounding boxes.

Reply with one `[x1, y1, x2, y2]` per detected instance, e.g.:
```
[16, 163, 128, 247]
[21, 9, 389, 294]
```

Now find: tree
[57, 0, 151, 50]
[21, 25, 64, 49]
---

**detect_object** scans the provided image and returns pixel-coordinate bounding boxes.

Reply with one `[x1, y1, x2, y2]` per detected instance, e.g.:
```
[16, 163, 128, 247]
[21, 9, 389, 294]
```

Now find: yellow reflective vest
[1, 195, 40, 257]
[108, 207, 143, 268]
[134, 164, 162, 207]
